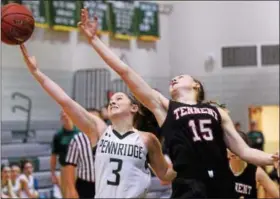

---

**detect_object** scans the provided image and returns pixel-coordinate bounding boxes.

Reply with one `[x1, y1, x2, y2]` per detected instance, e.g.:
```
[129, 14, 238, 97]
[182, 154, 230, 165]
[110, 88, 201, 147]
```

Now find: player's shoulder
[139, 131, 159, 147]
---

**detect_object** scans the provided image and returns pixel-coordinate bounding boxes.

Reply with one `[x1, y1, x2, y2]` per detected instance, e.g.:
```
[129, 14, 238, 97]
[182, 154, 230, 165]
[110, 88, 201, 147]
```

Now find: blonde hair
[192, 78, 205, 103]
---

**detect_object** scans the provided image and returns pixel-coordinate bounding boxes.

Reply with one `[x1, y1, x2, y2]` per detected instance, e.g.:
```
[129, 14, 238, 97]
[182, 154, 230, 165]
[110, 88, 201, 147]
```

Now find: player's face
[11, 166, 20, 180]
[108, 92, 138, 119]
[169, 75, 195, 98]
[1, 166, 11, 180]
[24, 162, 33, 175]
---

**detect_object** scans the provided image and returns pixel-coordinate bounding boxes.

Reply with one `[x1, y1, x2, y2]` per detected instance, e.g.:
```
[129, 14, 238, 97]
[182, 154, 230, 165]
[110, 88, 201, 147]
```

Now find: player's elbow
[157, 167, 176, 182]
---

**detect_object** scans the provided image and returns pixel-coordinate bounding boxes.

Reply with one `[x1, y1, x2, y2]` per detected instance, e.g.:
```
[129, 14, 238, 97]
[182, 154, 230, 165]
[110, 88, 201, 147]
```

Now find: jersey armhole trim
[159, 100, 173, 130]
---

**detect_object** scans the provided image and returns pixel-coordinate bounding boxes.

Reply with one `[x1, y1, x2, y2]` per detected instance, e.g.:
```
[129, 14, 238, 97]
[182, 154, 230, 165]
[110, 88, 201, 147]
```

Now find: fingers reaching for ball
[20, 44, 31, 65]
[81, 8, 88, 24]
[20, 44, 28, 58]
[20, 44, 38, 72]
[78, 8, 99, 42]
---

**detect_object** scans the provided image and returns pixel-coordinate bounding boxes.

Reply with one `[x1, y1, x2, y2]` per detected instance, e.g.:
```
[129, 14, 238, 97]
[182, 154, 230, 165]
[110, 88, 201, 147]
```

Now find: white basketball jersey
[95, 126, 151, 198]
[0, 179, 20, 197]
[12, 178, 21, 195]
[19, 174, 35, 198]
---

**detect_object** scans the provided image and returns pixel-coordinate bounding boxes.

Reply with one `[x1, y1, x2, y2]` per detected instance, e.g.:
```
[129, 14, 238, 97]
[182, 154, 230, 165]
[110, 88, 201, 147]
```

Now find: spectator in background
[50, 111, 80, 197]
[1, 165, 14, 198]
[234, 122, 244, 134]
[18, 160, 38, 198]
[10, 163, 21, 197]
[247, 121, 265, 151]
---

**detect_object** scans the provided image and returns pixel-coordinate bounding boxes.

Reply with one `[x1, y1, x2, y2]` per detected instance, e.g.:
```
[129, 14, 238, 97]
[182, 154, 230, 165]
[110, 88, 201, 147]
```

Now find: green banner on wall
[81, 0, 109, 35]
[136, 2, 159, 41]
[21, 0, 50, 28]
[49, 0, 81, 31]
[108, 1, 137, 40]
[2, 0, 22, 5]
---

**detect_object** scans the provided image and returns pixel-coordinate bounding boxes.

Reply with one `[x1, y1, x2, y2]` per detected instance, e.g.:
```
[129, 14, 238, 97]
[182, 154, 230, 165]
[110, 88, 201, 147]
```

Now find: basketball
[1, 3, 35, 45]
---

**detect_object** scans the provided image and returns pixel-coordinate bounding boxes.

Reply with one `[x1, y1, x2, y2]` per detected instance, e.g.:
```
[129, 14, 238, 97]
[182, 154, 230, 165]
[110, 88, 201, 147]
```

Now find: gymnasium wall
[169, 1, 279, 130]
[1, 1, 279, 132]
[261, 106, 280, 153]
[1, 6, 171, 126]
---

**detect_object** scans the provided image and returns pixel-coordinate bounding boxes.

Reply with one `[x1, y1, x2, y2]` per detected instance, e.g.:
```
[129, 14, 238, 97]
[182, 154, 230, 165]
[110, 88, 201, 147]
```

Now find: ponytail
[193, 78, 205, 103]
[127, 93, 160, 138]
[206, 100, 227, 109]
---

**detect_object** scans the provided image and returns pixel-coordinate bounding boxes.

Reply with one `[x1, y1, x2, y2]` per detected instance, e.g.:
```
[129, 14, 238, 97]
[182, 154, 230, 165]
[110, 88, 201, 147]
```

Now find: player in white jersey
[95, 126, 151, 198]
[20, 44, 177, 198]
[19, 160, 38, 198]
[10, 164, 21, 197]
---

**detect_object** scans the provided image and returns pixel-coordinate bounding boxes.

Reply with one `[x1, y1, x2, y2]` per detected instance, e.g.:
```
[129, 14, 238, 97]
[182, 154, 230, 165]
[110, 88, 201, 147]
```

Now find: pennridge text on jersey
[99, 139, 144, 160]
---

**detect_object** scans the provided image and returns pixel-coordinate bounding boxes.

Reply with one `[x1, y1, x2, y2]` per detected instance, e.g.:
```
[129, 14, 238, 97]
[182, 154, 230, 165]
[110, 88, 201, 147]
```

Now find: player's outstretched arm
[219, 107, 279, 166]
[256, 167, 279, 198]
[19, 44, 107, 138]
[144, 133, 177, 181]
[78, 9, 168, 126]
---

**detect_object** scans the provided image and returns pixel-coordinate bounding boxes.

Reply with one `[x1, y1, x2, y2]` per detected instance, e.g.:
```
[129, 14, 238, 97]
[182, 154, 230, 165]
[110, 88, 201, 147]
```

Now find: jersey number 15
[189, 119, 214, 142]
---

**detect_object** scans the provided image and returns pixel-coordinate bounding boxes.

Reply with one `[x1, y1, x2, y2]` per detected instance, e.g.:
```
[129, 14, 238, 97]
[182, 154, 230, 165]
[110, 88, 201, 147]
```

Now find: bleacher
[1, 129, 171, 198]
[1, 129, 60, 197]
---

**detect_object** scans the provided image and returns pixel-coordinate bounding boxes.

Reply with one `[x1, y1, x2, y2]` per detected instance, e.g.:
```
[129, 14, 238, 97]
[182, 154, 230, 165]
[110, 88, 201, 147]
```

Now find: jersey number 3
[107, 158, 123, 186]
[189, 119, 214, 141]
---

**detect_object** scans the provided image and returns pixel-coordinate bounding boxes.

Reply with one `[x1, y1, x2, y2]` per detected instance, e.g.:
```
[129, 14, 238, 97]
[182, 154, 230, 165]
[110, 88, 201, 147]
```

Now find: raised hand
[20, 44, 38, 72]
[78, 8, 98, 42]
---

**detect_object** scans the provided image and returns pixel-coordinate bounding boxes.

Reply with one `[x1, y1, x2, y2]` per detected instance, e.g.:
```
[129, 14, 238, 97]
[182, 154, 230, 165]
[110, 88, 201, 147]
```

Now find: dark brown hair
[20, 159, 32, 171]
[126, 93, 141, 126]
[207, 100, 227, 109]
[9, 163, 20, 168]
[127, 94, 159, 137]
